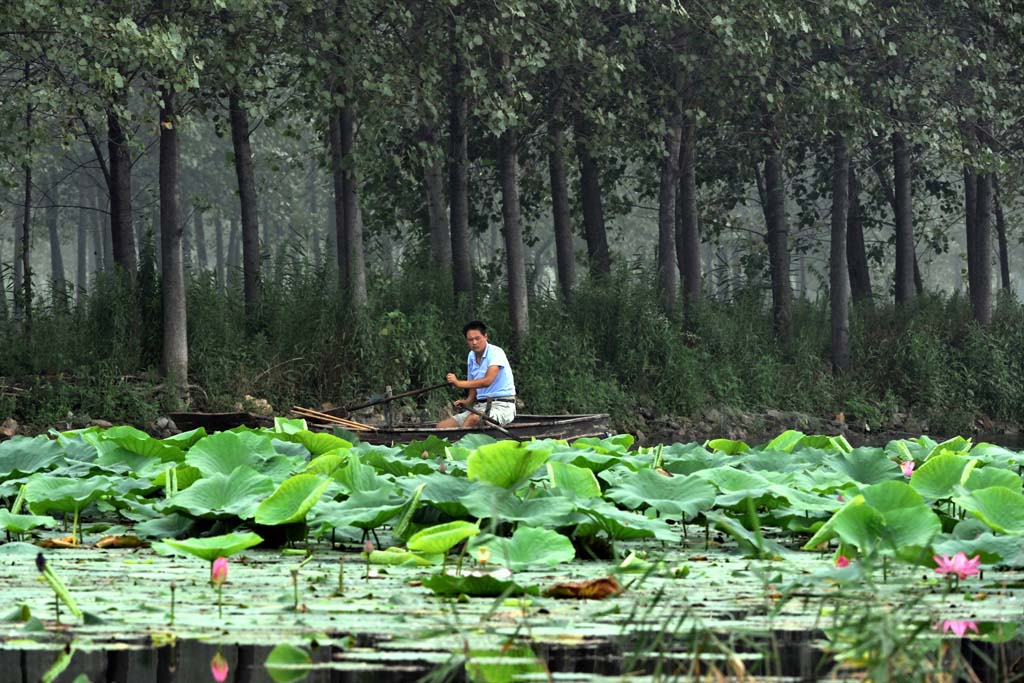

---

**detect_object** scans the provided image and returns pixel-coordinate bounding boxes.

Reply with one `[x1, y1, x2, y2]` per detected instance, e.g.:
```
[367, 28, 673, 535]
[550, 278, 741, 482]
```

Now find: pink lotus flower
[211, 557, 228, 586]
[835, 556, 850, 568]
[901, 461, 915, 477]
[836, 494, 845, 503]
[934, 552, 982, 580]
[211, 652, 229, 682]
[939, 619, 979, 637]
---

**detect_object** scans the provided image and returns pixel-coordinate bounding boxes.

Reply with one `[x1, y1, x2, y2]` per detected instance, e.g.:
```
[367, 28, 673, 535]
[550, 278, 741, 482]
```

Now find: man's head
[463, 320, 488, 354]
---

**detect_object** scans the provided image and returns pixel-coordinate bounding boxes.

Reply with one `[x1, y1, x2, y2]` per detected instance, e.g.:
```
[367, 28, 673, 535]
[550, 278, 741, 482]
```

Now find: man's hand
[454, 399, 466, 409]
[446, 372, 460, 387]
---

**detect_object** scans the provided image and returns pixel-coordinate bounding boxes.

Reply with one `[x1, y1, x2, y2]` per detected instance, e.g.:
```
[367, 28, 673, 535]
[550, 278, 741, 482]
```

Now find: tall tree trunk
[964, 165, 977, 286]
[676, 115, 701, 315]
[193, 207, 208, 271]
[846, 160, 872, 304]
[12, 206, 23, 321]
[214, 211, 226, 292]
[340, 105, 367, 310]
[159, 82, 188, 404]
[20, 133, 33, 336]
[497, 71, 529, 350]
[76, 173, 90, 304]
[421, 123, 451, 269]
[328, 110, 349, 292]
[229, 92, 261, 326]
[227, 218, 240, 289]
[657, 119, 682, 316]
[98, 184, 113, 273]
[762, 148, 792, 346]
[968, 170, 993, 325]
[547, 94, 575, 303]
[448, 14, 473, 304]
[993, 175, 1011, 293]
[575, 114, 611, 277]
[46, 178, 66, 310]
[892, 131, 915, 304]
[107, 109, 138, 277]
[830, 133, 850, 371]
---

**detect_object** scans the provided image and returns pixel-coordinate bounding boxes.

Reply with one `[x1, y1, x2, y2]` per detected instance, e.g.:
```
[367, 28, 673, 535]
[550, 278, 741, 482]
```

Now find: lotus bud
[210, 652, 229, 682]
[364, 540, 374, 555]
[211, 557, 229, 586]
[476, 546, 491, 566]
[438, 460, 447, 474]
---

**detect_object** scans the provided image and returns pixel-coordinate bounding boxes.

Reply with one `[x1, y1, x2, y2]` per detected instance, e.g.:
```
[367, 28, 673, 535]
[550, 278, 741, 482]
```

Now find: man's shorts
[452, 400, 516, 427]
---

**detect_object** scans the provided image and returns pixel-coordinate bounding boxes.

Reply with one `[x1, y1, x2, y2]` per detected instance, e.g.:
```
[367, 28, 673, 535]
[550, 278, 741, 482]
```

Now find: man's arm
[446, 365, 500, 390]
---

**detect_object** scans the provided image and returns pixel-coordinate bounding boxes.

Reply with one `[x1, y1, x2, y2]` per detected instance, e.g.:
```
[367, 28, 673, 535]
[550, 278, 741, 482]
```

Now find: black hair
[463, 320, 487, 336]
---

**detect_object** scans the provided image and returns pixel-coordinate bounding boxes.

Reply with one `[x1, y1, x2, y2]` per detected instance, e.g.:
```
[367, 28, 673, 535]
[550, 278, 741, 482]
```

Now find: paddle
[344, 381, 451, 412]
[459, 403, 516, 439]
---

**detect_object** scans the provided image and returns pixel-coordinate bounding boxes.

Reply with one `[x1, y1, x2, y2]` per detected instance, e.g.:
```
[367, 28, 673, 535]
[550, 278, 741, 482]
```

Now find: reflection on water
[2, 628, 1023, 683]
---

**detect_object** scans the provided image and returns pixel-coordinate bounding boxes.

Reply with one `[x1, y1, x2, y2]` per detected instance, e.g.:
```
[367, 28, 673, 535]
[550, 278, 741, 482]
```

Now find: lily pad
[152, 531, 264, 562]
[255, 474, 331, 526]
[407, 520, 480, 554]
[467, 441, 551, 489]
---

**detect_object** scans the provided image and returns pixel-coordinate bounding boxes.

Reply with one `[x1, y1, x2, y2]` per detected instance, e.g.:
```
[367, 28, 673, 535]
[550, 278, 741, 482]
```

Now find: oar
[291, 406, 375, 431]
[343, 381, 451, 413]
[460, 403, 516, 439]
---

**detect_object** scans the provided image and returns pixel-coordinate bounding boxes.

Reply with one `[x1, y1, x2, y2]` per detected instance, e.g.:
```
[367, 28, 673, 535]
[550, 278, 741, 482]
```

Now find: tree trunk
[107, 109, 138, 277]
[656, 120, 682, 316]
[214, 211, 226, 292]
[328, 110, 349, 292]
[968, 171, 993, 325]
[964, 165, 977, 285]
[575, 114, 611, 277]
[448, 14, 473, 304]
[47, 178, 66, 310]
[20, 149, 33, 335]
[762, 149, 792, 345]
[12, 206, 23, 321]
[547, 101, 575, 303]
[76, 173, 90, 304]
[227, 218, 240, 289]
[229, 92, 262, 325]
[497, 97, 529, 348]
[676, 115, 701, 315]
[846, 160, 872, 304]
[340, 105, 367, 310]
[159, 83, 189, 405]
[98, 184, 113, 273]
[892, 131, 915, 304]
[193, 207, 208, 271]
[993, 175, 1011, 293]
[421, 123, 451, 269]
[830, 133, 850, 371]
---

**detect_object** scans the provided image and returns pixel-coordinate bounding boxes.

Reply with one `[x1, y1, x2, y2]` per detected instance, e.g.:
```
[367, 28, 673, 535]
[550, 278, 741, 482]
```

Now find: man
[437, 320, 517, 428]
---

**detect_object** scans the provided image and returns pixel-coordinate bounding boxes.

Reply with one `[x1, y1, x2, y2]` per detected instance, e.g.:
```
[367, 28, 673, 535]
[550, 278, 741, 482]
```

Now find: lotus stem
[72, 506, 80, 546]
[337, 556, 344, 595]
[217, 584, 223, 619]
[170, 581, 176, 625]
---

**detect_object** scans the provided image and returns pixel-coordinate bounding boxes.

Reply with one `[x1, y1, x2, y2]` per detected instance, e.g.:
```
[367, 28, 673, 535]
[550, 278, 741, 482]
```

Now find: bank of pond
[1, 423, 1023, 681]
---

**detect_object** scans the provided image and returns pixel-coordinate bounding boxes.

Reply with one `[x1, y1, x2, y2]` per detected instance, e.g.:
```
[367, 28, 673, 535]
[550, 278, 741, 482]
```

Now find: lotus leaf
[404, 435, 448, 460]
[265, 643, 312, 683]
[546, 461, 601, 499]
[965, 467, 1022, 493]
[359, 445, 434, 477]
[185, 431, 278, 477]
[693, 468, 773, 507]
[24, 476, 113, 515]
[923, 436, 972, 460]
[705, 438, 749, 455]
[969, 443, 1024, 468]
[0, 436, 65, 478]
[575, 500, 677, 542]
[466, 647, 547, 683]
[474, 527, 576, 570]
[0, 510, 56, 534]
[572, 433, 633, 454]
[391, 482, 425, 541]
[826, 448, 900, 485]
[953, 486, 1024, 535]
[401, 473, 474, 518]
[461, 486, 576, 526]
[99, 426, 186, 463]
[546, 448, 635, 474]
[605, 469, 715, 520]
[910, 454, 976, 499]
[310, 490, 405, 531]
[422, 572, 539, 597]
[366, 547, 441, 566]
[334, 451, 391, 494]
[160, 427, 207, 449]
[407, 520, 479, 554]
[467, 441, 551, 489]
[132, 513, 196, 539]
[282, 430, 352, 456]
[163, 467, 274, 520]
[153, 531, 263, 561]
[762, 430, 806, 452]
[933, 521, 1024, 566]
[255, 474, 331, 526]
[704, 509, 787, 559]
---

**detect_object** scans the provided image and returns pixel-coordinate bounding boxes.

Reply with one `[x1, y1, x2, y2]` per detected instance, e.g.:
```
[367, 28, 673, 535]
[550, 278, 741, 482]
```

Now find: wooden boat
[168, 411, 612, 445]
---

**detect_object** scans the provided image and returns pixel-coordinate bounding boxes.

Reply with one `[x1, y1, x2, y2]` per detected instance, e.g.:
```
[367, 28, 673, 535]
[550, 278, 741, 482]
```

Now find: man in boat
[437, 320, 517, 428]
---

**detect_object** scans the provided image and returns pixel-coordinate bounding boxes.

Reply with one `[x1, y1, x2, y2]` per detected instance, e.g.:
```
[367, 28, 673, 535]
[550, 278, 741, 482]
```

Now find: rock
[155, 416, 171, 430]
[90, 419, 113, 428]
[0, 417, 17, 437]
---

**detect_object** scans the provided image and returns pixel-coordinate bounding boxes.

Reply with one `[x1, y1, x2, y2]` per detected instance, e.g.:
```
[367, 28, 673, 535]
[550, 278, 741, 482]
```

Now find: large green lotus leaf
[768, 486, 843, 513]
[359, 445, 434, 477]
[705, 438, 749, 455]
[153, 531, 264, 561]
[761, 430, 806, 453]
[151, 465, 203, 492]
[456, 433, 498, 450]
[186, 431, 275, 477]
[92, 442, 165, 478]
[910, 454, 976, 499]
[830, 503, 887, 551]
[161, 427, 207, 450]
[933, 520, 1024, 566]
[965, 467, 1022, 494]
[830, 481, 942, 550]
[969, 443, 1024, 468]
[693, 468, 772, 507]
[24, 476, 113, 514]
[310, 490, 405, 531]
[280, 430, 352, 456]
[574, 500, 677, 542]
[133, 513, 196, 539]
[163, 467, 274, 519]
[404, 435, 450, 460]
[546, 461, 601, 499]
[480, 527, 575, 570]
[255, 474, 331, 525]
[467, 442, 551, 489]
[571, 434, 633, 455]
[803, 495, 865, 549]
[334, 451, 391, 494]
[826, 448, 900, 485]
[0, 510, 56, 533]
[304, 451, 347, 478]
[0, 436, 65, 478]
[265, 643, 313, 683]
[862, 480, 928, 512]
[953, 486, 1024, 534]
[741, 450, 820, 474]
[407, 520, 480, 554]
[100, 426, 186, 464]
[923, 436, 972, 460]
[270, 439, 310, 459]
[704, 509, 787, 559]
[400, 473, 474, 518]
[605, 469, 715, 520]
[273, 417, 307, 435]
[658, 442, 729, 473]
[461, 486, 576, 526]
[366, 547, 442, 566]
[422, 572, 539, 597]
[546, 449, 633, 474]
